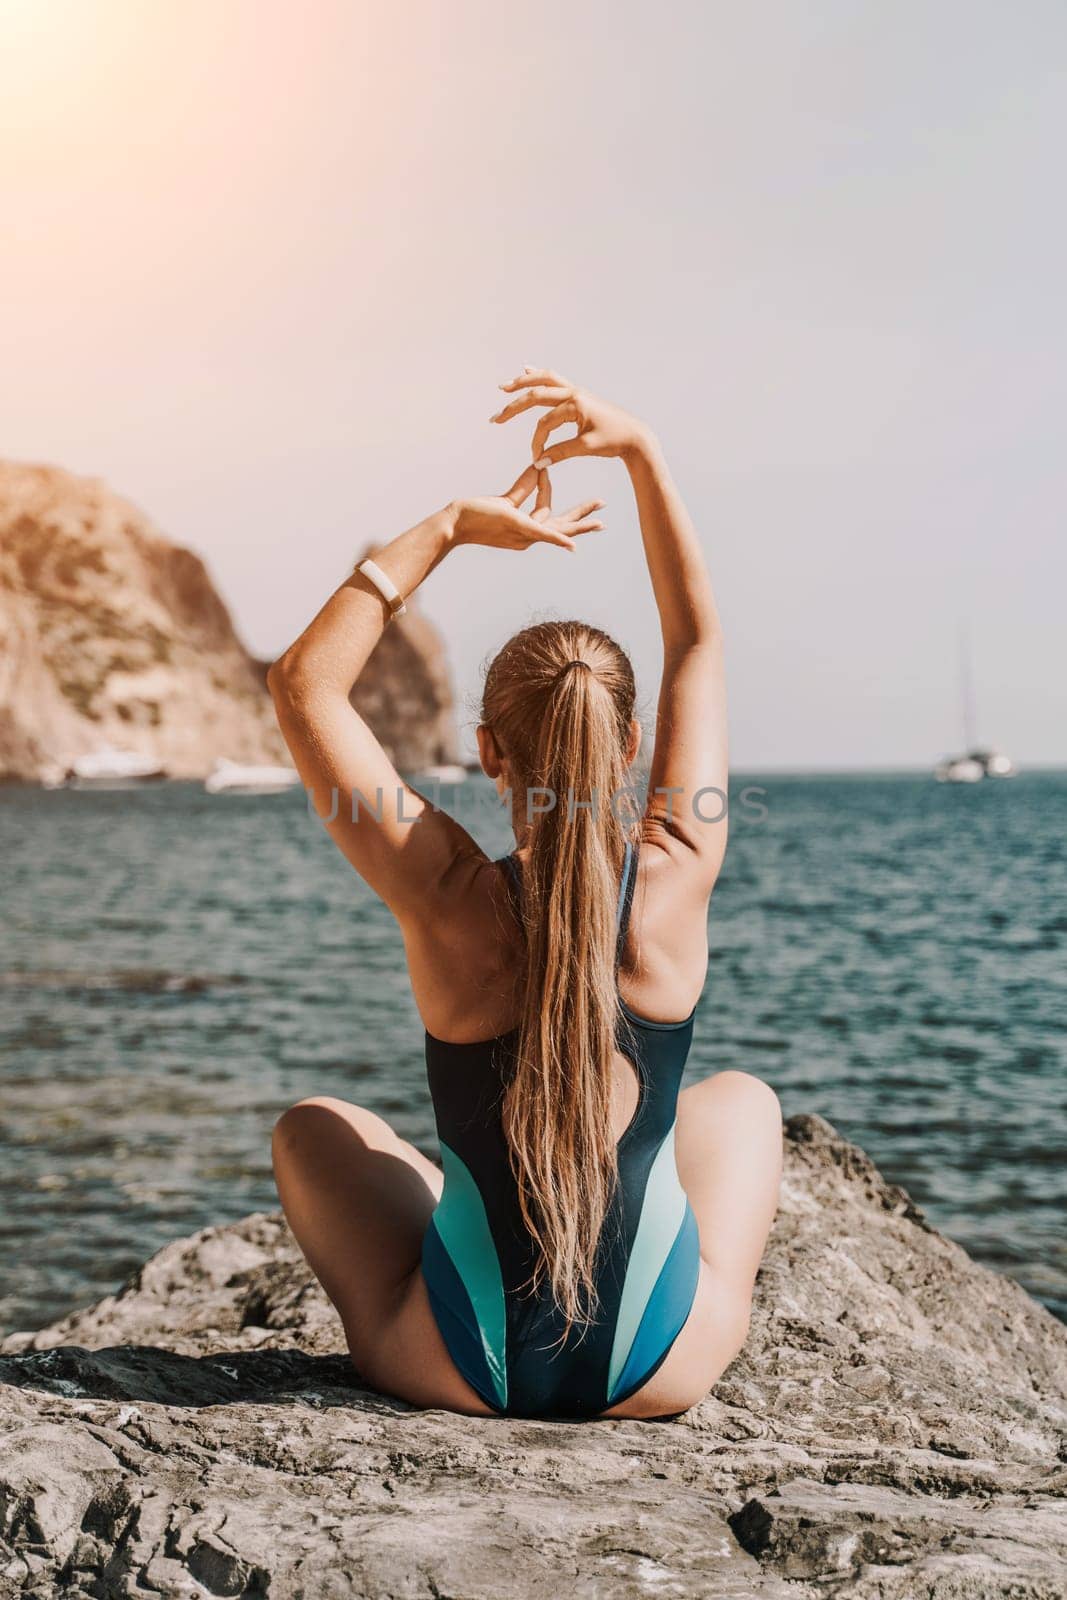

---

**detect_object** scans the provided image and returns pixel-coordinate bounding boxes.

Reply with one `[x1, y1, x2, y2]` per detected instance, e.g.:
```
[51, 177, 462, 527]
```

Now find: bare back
[403, 821, 713, 1047]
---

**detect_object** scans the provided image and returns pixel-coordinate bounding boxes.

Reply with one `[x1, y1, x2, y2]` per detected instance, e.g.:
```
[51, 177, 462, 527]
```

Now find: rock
[1, 1114, 1064, 1598]
[730, 1480, 1067, 1593]
[0, 464, 459, 782]
[0, 462, 285, 783]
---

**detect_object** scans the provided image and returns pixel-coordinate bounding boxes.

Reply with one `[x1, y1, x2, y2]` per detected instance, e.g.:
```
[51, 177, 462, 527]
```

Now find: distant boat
[204, 758, 301, 795]
[935, 751, 1016, 783]
[66, 745, 166, 788]
[418, 763, 468, 784]
[935, 627, 1017, 783]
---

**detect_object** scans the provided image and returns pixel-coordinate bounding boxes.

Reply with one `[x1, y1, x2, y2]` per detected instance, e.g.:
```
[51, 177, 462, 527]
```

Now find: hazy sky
[2, 0, 1064, 766]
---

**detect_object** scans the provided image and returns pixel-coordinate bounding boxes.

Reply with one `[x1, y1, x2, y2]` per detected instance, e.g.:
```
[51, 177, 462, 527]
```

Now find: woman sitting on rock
[268, 368, 782, 1419]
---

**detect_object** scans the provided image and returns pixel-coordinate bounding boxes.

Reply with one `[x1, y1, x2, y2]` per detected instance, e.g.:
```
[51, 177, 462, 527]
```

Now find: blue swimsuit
[421, 841, 702, 1418]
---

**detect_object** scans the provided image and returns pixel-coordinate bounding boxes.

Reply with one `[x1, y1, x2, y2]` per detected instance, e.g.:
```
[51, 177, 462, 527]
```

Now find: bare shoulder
[399, 843, 525, 1042]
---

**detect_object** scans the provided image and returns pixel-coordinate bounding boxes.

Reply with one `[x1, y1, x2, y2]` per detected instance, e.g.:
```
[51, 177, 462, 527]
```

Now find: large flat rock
[2, 1114, 1064, 1598]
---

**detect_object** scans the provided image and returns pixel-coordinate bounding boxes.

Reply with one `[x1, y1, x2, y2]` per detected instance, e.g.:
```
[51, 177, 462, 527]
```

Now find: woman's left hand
[451, 465, 604, 554]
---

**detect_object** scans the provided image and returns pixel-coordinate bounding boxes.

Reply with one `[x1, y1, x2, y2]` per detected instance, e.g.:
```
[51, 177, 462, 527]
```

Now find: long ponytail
[481, 621, 637, 1332]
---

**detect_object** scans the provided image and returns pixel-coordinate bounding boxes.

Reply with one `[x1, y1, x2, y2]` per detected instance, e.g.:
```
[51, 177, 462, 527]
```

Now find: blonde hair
[482, 620, 638, 1333]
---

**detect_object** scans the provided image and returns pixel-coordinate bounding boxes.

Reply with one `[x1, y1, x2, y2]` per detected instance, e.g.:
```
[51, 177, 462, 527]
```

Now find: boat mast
[959, 622, 978, 752]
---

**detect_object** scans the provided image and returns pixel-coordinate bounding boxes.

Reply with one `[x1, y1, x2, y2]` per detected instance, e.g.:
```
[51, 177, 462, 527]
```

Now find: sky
[2, 0, 1064, 767]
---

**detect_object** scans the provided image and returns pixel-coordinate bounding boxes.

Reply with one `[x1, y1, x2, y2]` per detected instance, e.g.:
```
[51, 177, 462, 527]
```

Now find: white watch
[357, 558, 408, 619]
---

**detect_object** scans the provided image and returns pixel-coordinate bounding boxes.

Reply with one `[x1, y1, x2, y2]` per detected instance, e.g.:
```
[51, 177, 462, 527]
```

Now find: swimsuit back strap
[615, 837, 639, 967]
[500, 852, 523, 913]
[501, 837, 638, 967]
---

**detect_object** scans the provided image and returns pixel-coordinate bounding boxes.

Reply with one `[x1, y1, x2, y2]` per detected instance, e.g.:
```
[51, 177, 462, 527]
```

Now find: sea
[1, 771, 1064, 1336]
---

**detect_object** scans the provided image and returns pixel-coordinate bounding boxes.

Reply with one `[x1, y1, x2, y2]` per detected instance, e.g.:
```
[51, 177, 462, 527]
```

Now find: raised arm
[493, 368, 728, 887]
[268, 467, 604, 920]
[623, 438, 727, 878]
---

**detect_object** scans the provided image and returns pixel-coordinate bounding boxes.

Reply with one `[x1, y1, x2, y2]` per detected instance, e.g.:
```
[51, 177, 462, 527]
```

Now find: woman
[269, 369, 782, 1420]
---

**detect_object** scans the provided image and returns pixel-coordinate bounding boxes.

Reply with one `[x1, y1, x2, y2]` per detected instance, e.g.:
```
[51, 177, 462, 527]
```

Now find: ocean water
[1, 772, 1064, 1336]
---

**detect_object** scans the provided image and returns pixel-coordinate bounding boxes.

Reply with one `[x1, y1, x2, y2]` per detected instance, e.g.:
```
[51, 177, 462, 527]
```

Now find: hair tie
[563, 658, 590, 672]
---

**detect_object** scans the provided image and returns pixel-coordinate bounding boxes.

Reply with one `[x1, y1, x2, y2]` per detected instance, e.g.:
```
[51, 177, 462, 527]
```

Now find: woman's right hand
[491, 367, 656, 468]
[450, 464, 604, 554]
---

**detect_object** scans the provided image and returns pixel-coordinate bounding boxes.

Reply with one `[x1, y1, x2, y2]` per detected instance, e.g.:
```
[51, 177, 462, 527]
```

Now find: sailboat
[935, 627, 1017, 783]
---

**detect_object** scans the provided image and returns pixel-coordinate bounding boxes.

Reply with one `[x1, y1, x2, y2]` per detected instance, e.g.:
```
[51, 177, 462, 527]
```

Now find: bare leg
[273, 1079, 780, 1421]
[675, 1069, 783, 1304]
[604, 1070, 783, 1418]
[271, 1097, 493, 1413]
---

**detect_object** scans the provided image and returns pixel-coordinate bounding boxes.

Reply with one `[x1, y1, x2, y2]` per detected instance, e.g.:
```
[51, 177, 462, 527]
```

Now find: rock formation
[0, 463, 286, 782]
[0, 464, 460, 782]
[1, 1115, 1064, 1597]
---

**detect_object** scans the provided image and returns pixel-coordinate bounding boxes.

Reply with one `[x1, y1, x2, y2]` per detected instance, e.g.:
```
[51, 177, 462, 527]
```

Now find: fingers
[490, 386, 572, 423]
[531, 401, 583, 461]
[532, 467, 553, 522]
[498, 365, 569, 393]
[533, 435, 589, 469]
[544, 498, 605, 538]
[503, 465, 553, 517]
[523, 517, 576, 553]
[501, 463, 539, 506]
[559, 498, 604, 525]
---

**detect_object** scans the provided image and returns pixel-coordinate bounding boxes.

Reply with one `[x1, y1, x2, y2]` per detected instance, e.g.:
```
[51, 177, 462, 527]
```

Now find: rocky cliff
[0, 464, 460, 782]
[1, 1115, 1064, 1598]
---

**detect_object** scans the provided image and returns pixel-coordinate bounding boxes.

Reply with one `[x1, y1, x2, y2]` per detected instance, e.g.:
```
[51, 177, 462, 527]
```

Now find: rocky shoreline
[1, 1114, 1064, 1598]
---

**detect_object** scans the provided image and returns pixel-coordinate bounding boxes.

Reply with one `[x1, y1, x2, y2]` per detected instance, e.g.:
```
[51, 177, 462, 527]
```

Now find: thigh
[675, 1069, 783, 1296]
[272, 1097, 440, 1348]
[271, 1096, 494, 1414]
[604, 1070, 782, 1419]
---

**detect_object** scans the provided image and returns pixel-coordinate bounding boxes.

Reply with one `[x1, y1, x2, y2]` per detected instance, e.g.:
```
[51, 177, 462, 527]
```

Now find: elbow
[267, 649, 313, 707]
[266, 654, 290, 701]
[664, 630, 722, 666]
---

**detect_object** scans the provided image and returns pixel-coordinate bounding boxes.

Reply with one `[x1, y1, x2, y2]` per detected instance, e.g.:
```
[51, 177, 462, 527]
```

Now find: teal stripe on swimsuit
[615, 838, 633, 926]
[430, 1140, 509, 1410]
[606, 1121, 688, 1402]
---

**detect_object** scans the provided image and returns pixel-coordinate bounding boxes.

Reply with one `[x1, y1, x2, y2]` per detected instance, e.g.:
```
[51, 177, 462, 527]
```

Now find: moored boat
[936, 755, 984, 784]
[204, 758, 301, 795]
[66, 745, 166, 788]
[935, 747, 1017, 783]
[934, 628, 1018, 783]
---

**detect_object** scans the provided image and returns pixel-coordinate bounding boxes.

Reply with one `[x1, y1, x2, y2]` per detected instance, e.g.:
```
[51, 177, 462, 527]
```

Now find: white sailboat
[935, 753, 986, 784]
[935, 627, 1017, 783]
[204, 757, 301, 795]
